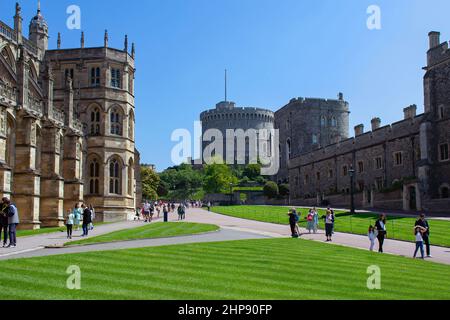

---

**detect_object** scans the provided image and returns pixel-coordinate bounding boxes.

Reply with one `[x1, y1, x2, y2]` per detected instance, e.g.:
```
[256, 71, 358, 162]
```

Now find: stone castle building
[288, 32, 450, 212]
[200, 100, 275, 163]
[0, 3, 140, 229]
[275, 93, 350, 183]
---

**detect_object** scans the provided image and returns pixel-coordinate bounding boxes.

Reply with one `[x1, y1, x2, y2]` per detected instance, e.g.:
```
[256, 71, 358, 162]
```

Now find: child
[368, 225, 378, 251]
[414, 226, 426, 259]
[66, 210, 74, 239]
[306, 210, 314, 234]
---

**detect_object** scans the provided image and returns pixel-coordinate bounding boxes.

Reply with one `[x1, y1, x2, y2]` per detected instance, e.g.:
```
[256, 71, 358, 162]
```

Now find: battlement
[289, 112, 425, 168]
[200, 104, 274, 122]
[427, 31, 450, 68]
[277, 93, 349, 115]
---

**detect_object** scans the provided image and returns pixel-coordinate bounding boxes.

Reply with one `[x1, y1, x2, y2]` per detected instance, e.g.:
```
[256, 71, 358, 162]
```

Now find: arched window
[331, 117, 337, 127]
[109, 158, 121, 194]
[320, 116, 326, 127]
[89, 158, 100, 195]
[110, 108, 122, 136]
[312, 134, 318, 144]
[128, 158, 134, 196]
[111, 68, 122, 88]
[128, 111, 134, 140]
[90, 107, 101, 136]
[286, 139, 291, 161]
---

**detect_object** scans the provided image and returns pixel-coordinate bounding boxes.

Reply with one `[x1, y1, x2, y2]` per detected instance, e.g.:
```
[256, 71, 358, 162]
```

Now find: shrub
[264, 181, 279, 199]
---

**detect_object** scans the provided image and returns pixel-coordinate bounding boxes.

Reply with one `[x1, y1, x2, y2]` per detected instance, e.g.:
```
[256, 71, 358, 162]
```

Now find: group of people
[0, 197, 20, 248]
[368, 213, 431, 259]
[137, 201, 188, 222]
[66, 203, 95, 239]
[288, 207, 335, 241]
[288, 206, 433, 260]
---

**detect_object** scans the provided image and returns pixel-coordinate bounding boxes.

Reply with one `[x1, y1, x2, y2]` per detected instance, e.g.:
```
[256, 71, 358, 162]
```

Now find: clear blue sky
[2, 0, 449, 171]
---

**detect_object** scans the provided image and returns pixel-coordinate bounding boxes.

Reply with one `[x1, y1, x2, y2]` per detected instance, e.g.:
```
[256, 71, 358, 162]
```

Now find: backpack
[294, 213, 300, 223]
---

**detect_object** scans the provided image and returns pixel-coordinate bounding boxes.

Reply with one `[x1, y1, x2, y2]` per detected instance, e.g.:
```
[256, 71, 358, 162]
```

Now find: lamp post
[349, 167, 356, 214]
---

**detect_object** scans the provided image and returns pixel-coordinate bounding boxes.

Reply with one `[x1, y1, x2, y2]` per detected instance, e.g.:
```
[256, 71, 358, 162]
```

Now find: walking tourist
[288, 209, 299, 238]
[81, 204, 92, 237]
[323, 209, 334, 242]
[177, 204, 186, 221]
[65, 209, 74, 239]
[413, 225, 427, 259]
[368, 225, 378, 251]
[415, 214, 431, 258]
[207, 202, 211, 211]
[312, 208, 319, 234]
[375, 214, 387, 253]
[143, 201, 151, 222]
[89, 205, 95, 230]
[0, 198, 9, 247]
[163, 205, 169, 222]
[306, 210, 314, 234]
[3, 198, 19, 248]
[73, 203, 81, 231]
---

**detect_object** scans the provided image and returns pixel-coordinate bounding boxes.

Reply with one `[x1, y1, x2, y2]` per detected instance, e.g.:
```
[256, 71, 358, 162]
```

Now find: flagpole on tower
[224, 69, 227, 102]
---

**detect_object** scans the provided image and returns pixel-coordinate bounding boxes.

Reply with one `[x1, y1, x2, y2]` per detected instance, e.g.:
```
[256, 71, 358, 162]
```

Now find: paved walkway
[186, 208, 450, 265]
[1, 208, 449, 265]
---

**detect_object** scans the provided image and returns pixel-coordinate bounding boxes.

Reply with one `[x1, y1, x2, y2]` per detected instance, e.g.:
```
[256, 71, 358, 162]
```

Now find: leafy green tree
[243, 163, 261, 180]
[141, 166, 160, 201]
[263, 181, 279, 199]
[203, 163, 239, 194]
[159, 164, 203, 200]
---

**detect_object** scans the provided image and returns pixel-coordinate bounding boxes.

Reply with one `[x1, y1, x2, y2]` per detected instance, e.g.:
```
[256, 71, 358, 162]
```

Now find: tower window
[439, 143, 449, 162]
[394, 152, 403, 166]
[110, 108, 122, 136]
[109, 158, 121, 194]
[111, 68, 122, 88]
[90, 67, 100, 86]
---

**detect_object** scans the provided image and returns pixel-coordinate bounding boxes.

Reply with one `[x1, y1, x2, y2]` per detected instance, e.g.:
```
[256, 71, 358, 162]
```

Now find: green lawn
[66, 222, 219, 246]
[0, 238, 449, 300]
[210, 206, 450, 247]
[17, 222, 110, 238]
[17, 227, 66, 238]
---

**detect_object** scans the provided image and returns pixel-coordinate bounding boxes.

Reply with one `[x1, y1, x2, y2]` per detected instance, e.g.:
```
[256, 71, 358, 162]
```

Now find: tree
[279, 184, 290, 198]
[203, 162, 239, 194]
[141, 166, 160, 201]
[243, 163, 261, 180]
[159, 164, 204, 200]
[263, 181, 279, 199]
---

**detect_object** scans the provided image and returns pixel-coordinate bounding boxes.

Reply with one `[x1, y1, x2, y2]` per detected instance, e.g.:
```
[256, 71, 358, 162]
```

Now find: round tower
[29, 1, 48, 56]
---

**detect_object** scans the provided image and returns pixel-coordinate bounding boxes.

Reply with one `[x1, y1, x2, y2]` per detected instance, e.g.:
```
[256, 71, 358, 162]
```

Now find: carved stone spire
[81, 31, 85, 48]
[124, 35, 128, 52]
[57, 32, 61, 49]
[104, 30, 108, 48]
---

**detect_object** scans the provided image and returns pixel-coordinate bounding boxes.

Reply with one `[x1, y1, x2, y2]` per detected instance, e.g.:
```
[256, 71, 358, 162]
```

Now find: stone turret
[29, 1, 48, 54]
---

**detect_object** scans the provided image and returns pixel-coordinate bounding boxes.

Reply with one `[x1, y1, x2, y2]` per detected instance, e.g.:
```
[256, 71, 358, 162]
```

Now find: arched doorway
[409, 186, 417, 211]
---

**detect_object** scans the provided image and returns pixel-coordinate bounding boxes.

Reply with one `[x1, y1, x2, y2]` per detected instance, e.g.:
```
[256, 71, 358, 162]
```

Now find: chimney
[338, 92, 344, 101]
[124, 35, 128, 52]
[57, 32, 61, 49]
[371, 118, 381, 131]
[354, 124, 364, 136]
[404, 105, 417, 120]
[429, 31, 440, 49]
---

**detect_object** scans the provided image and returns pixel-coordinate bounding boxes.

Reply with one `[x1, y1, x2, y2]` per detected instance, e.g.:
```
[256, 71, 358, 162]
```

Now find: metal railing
[0, 21, 17, 41]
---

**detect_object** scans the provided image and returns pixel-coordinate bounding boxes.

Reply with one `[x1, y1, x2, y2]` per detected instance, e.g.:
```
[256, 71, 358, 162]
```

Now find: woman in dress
[72, 203, 81, 231]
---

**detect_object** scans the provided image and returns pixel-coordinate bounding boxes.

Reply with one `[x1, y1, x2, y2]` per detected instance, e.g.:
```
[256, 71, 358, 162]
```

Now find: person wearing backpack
[288, 209, 299, 238]
[3, 198, 19, 248]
